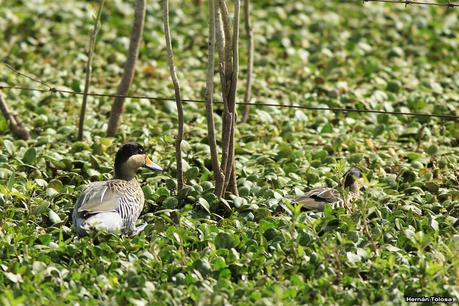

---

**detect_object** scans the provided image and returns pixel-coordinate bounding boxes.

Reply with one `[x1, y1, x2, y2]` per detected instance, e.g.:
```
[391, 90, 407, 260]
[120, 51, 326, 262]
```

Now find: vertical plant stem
[106, 0, 146, 137]
[362, 200, 379, 256]
[78, 0, 105, 140]
[215, 6, 229, 166]
[162, 0, 185, 191]
[229, 0, 240, 113]
[205, 0, 225, 198]
[215, 3, 228, 104]
[217, 0, 233, 192]
[215, 2, 231, 179]
[242, 0, 253, 123]
[218, 0, 233, 99]
[228, 161, 238, 195]
[0, 91, 30, 140]
[223, 0, 240, 195]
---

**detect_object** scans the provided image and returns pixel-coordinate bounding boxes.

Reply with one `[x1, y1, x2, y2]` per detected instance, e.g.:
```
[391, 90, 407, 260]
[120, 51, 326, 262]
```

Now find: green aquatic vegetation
[0, 0, 458, 304]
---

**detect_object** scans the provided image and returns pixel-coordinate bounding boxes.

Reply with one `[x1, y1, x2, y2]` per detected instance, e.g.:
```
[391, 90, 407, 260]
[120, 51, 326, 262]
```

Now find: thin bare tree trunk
[215, 3, 231, 180]
[223, 0, 240, 195]
[107, 0, 146, 137]
[214, 6, 227, 102]
[242, 0, 253, 123]
[0, 91, 30, 140]
[228, 163, 238, 195]
[212, 0, 240, 197]
[162, 0, 185, 191]
[78, 0, 105, 140]
[205, 0, 225, 198]
[219, 0, 233, 100]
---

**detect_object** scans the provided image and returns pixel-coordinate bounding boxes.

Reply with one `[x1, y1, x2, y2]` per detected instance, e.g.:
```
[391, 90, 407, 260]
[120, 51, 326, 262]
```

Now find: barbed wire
[362, 0, 458, 8]
[1, 84, 457, 120]
[1, 64, 458, 120]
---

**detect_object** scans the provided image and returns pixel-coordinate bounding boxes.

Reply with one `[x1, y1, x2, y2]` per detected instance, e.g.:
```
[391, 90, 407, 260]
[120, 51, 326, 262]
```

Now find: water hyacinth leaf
[0, 1, 457, 304]
[215, 232, 239, 250]
[46, 188, 59, 197]
[4, 272, 23, 283]
[346, 252, 361, 264]
[48, 209, 62, 224]
[3, 140, 15, 155]
[0, 168, 12, 179]
[197, 198, 210, 214]
[163, 197, 178, 209]
[23, 148, 37, 165]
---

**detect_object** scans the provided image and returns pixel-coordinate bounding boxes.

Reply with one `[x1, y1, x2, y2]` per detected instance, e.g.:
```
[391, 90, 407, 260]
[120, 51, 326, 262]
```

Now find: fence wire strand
[1, 49, 458, 121]
[1, 84, 457, 120]
[362, 0, 458, 7]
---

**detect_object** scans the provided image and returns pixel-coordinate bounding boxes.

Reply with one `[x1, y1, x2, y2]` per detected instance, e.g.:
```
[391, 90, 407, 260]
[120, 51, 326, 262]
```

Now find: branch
[78, 0, 105, 140]
[242, 0, 253, 123]
[223, 0, 240, 195]
[0, 91, 30, 140]
[205, 0, 225, 198]
[107, 0, 146, 137]
[228, 0, 240, 113]
[219, 0, 233, 100]
[361, 199, 380, 256]
[162, 0, 185, 191]
[216, 0, 231, 179]
[215, 4, 228, 104]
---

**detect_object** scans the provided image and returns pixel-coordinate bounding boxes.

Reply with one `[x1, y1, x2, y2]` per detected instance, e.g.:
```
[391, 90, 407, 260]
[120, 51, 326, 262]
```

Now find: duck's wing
[291, 187, 342, 211]
[76, 181, 123, 214]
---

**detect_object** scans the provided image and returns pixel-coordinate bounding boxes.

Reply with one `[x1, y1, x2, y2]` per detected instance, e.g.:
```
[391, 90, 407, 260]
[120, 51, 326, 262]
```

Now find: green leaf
[48, 209, 62, 224]
[163, 197, 178, 209]
[3, 140, 15, 155]
[320, 123, 333, 134]
[0, 115, 8, 132]
[346, 252, 361, 264]
[23, 148, 37, 165]
[197, 197, 210, 214]
[185, 167, 199, 180]
[4, 272, 23, 283]
[215, 232, 239, 250]
[71, 79, 81, 92]
[426, 144, 438, 156]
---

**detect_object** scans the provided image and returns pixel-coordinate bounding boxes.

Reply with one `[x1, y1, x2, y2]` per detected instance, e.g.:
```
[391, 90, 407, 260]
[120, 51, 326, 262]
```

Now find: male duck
[72, 143, 162, 236]
[290, 167, 365, 212]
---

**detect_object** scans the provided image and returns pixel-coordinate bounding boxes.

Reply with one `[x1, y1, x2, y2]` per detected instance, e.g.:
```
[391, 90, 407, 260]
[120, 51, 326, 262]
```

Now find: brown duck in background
[290, 167, 366, 212]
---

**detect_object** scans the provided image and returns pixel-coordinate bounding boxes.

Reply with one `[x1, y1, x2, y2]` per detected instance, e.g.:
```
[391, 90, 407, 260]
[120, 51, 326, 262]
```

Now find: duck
[289, 167, 365, 212]
[72, 143, 162, 236]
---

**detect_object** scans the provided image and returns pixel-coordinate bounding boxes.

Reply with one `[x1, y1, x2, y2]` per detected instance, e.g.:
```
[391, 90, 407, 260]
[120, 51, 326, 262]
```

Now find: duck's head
[114, 143, 162, 180]
[343, 167, 366, 193]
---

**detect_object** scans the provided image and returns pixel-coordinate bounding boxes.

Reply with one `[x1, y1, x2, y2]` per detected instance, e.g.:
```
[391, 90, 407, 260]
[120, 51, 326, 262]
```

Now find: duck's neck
[348, 182, 359, 193]
[342, 181, 359, 194]
[113, 173, 135, 181]
[114, 164, 136, 181]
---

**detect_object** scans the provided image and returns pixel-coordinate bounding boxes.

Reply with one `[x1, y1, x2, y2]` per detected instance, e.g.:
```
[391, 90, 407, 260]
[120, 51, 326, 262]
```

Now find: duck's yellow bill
[144, 156, 162, 172]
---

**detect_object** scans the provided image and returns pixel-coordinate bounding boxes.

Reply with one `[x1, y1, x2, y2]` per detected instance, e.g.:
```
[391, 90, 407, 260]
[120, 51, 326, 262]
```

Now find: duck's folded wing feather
[77, 181, 123, 214]
[292, 188, 342, 210]
[305, 188, 341, 202]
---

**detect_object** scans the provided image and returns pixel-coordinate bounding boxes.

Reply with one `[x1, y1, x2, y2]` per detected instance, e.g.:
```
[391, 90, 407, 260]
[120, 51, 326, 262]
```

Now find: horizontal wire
[362, 0, 458, 7]
[1, 84, 457, 120]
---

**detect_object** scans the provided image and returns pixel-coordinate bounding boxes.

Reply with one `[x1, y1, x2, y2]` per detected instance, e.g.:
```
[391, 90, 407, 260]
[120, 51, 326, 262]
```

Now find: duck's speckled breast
[113, 179, 145, 230]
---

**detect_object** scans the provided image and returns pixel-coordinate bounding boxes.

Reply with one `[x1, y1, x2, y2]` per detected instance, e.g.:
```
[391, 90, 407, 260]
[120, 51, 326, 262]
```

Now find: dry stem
[0, 91, 30, 140]
[78, 0, 105, 140]
[205, 0, 225, 198]
[162, 0, 185, 191]
[107, 0, 146, 137]
[242, 0, 253, 123]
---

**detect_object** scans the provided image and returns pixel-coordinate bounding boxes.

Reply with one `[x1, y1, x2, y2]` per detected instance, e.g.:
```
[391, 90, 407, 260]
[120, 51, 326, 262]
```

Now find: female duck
[73, 143, 162, 236]
[290, 167, 365, 212]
